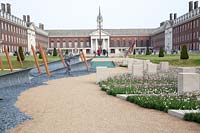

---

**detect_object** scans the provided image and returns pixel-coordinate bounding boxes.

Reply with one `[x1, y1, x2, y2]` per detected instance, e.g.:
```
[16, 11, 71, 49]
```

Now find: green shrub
[39, 52, 42, 59]
[146, 47, 151, 55]
[180, 45, 189, 60]
[53, 48, 58, 56]
[184, 113, 200, 123]
[65, 50, 69, 55]
[127, 96, 200, 112]
[17, 46, 25, 61]
[159, 47, 164, 57]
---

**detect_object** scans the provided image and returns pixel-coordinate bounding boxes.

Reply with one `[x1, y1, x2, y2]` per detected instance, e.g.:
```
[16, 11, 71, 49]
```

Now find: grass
[0, 55, 60, 75]
[129, 54, 200, 66]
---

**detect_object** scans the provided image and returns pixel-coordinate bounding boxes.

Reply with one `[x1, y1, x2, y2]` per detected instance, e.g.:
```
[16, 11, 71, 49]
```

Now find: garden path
[9, 68, 200, 133]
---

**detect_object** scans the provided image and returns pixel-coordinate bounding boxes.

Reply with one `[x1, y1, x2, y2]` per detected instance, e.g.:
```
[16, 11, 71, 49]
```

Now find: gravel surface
[9, 68, 200, 133]
[0, 69, 94, 133]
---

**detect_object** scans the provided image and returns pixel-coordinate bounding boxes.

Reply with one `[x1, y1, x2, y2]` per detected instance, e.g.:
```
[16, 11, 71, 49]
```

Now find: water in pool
[91, 61, 115, 68]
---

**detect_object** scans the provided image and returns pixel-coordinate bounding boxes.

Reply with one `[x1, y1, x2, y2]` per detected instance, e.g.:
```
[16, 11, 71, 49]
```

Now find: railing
[174, 7, 200, 26]
[0, 10, 26, 27]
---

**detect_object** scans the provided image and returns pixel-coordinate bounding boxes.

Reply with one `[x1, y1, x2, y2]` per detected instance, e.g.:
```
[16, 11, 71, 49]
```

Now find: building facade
[0, 3, 48, 55]
[47, 8, 154, 56]
[1, 1, 200, 56]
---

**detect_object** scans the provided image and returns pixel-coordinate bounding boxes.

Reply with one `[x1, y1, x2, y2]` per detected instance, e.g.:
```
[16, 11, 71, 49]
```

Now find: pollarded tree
[53, 48, 58, 56]
[17, 46, 25, 61]
[180, 45, 189, 59]
[39, 52, 42, 59]
[159, 47, 164, 57]
[146, 47, 151, 55]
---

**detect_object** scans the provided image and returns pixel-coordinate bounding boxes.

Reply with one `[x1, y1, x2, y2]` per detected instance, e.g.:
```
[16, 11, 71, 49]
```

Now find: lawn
[0, 55, 60, 72]
[129, 54, 200, 66]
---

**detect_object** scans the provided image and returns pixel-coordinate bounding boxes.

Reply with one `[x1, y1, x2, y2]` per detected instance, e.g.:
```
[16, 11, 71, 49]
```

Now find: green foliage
[17, 46, 25, 61]
[53, 48, 58, 56]
[65, 50, 69, 55]
[127, 96, 200, 112]
[39, 52, 42, 59]
[180, 45, 189, 60]
[146, 47, 151, 55]
[159, 47, 164, 57]
[184, 113, 200, 123]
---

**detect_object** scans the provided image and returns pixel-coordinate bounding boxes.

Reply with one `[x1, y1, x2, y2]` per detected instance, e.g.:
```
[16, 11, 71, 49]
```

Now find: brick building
[151, 1, 200, 53]
[0, 3, 48, 54]
[1, 1, 200, 56]
[47, 8, 154, 56]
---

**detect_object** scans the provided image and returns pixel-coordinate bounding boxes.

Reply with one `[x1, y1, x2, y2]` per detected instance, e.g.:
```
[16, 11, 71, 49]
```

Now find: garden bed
[184, 113, 200, 123]
[99, 73, 200, 124]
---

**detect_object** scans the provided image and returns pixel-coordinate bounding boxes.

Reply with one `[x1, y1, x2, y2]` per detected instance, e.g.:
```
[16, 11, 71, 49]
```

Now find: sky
[1, 0, 191, 29]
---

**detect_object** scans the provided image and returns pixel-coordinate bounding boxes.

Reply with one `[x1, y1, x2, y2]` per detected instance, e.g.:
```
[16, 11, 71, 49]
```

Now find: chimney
[170, 13, 173, 20]
[6, 3, 11, 14]
[39, 23, 44, 30]
[1, 3, 5, 12]
[189, 1, 193, 12]
[23, 15, 26, 22]
[27, 15, 30, 22]
[174, 13, 177, 20]
[160, 22, 165, 27]
[194, 1, 199, 9]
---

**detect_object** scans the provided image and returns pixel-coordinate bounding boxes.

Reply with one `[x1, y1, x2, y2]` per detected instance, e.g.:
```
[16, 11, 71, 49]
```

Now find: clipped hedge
[184, 113, 200, 123]
[127, 96, 200, 112]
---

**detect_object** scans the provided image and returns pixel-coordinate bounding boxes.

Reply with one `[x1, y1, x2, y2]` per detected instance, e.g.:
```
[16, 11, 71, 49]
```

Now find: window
[86, 42, 90, 47]
[69, 42, 72, 48]
[51, 42, 54, 48]
[57, 42, 60, 48]
[74, 42, 78, 48]
[63, 42, 66, 48]
[80, 41, 84, 48]
[117, 40, 120, 47]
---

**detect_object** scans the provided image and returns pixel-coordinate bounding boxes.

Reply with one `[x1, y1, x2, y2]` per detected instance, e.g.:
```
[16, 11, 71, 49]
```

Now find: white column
[107, 37, 110, 54]
[90, 38, 93, 54]
[96, 39, 98, 51]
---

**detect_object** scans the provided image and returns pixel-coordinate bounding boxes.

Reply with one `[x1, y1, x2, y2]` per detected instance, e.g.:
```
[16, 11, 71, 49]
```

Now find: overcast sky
[2, 0, 190, 29]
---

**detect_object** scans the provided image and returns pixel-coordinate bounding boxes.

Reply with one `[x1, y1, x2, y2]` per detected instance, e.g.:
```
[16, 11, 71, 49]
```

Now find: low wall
[0, 68, 32, 89]
[30, 55, 80, 76]
[96, 67, 127, 83]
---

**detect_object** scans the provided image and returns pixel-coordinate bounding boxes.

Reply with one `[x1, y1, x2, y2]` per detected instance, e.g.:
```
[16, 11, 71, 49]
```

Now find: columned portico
[90, 30, 110, 54]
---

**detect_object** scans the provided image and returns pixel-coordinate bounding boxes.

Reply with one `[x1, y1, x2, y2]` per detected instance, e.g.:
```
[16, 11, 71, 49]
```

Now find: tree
[65, 50, 69, 55]
[17, 46, 25, 61]
[146, 47, 151, 55]
[39, 52, 42, 59]
[159, 47, 164, 57]
[53, 48, 57, 56]
[180, 45, 189, 59]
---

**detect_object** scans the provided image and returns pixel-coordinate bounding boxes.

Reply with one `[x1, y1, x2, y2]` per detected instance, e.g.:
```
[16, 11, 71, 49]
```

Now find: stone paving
[9, 68, 200, 133]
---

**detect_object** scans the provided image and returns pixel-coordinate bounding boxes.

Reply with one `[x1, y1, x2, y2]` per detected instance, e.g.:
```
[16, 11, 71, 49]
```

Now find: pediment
[90, 30, 110, 37]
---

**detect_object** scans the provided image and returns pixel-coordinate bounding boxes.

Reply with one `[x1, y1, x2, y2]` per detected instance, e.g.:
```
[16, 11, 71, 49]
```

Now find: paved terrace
[9, 67, 200, 133]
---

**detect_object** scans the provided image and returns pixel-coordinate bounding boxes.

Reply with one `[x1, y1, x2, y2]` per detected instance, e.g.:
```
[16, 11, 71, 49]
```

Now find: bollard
[38, 44, 51, 76]
[31, 45, 41, 74]
[58, 48, 66, 67]
[17, 51, 23, 67]
[0, 56, 4, 70]
[4, 46, 13, 72]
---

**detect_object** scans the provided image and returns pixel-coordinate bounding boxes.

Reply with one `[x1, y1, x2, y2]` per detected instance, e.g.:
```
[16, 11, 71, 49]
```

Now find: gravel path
[9, 71, 200, 133]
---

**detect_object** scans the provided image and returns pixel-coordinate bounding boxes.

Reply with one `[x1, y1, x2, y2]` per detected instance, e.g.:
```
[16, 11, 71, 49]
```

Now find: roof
[46, 28, 156, 37]
[151, 20, 173, 35]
